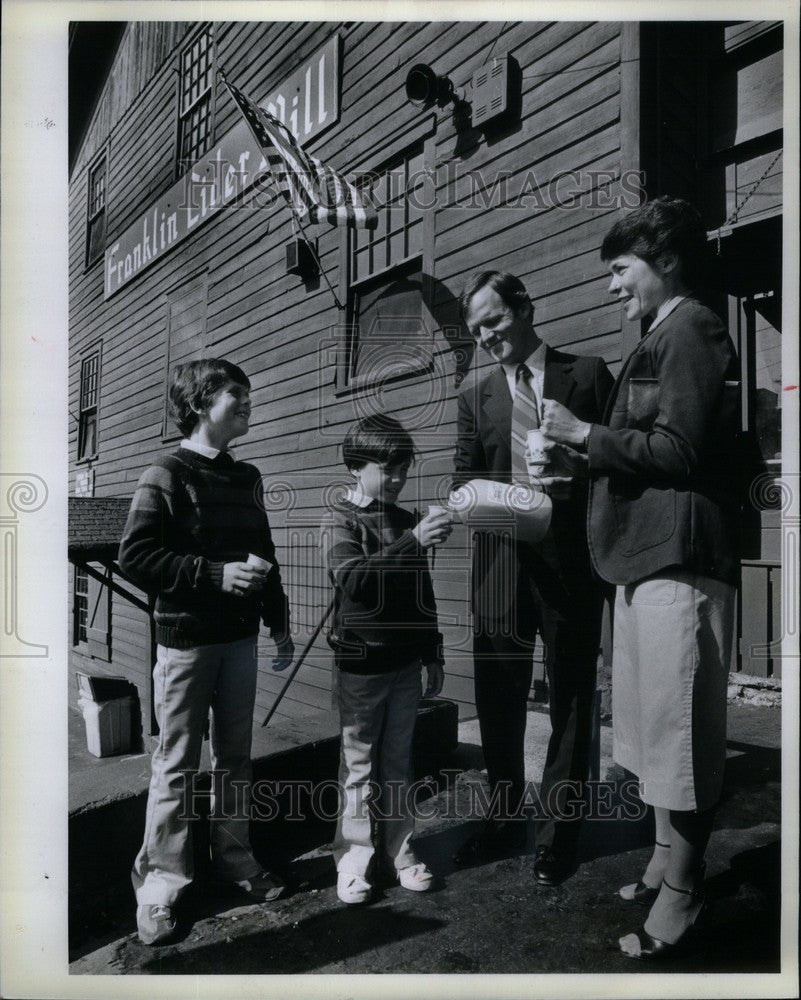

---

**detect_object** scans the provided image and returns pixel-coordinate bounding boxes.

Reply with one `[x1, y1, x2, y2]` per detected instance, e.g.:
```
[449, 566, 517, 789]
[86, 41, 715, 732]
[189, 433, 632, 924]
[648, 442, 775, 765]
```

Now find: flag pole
[219, 66, 345, 312]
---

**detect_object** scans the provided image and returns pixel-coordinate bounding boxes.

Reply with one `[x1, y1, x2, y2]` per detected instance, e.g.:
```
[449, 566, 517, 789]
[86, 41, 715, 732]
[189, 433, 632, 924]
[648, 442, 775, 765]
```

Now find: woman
[541, 196, 740, 959]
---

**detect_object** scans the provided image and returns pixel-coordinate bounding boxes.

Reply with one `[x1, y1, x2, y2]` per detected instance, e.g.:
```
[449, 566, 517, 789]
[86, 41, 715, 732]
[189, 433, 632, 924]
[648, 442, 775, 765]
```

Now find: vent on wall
[286, 237, 319, 278]
[471, 53, 516, 128]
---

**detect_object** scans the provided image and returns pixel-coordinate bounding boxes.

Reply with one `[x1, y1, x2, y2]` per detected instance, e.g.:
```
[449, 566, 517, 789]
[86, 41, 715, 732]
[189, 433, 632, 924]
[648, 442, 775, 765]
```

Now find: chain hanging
[715, 148, 783, 254]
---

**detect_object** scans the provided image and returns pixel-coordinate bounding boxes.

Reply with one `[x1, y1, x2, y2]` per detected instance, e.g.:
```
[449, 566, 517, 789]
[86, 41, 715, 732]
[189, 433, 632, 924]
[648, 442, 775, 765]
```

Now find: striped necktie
[511, 363, 539, 482]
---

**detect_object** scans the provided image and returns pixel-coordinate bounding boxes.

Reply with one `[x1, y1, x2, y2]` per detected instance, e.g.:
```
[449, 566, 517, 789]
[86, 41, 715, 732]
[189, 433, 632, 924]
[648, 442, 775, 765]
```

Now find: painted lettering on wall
[263, 34, 340, 143]
[104, 36, 341, 300]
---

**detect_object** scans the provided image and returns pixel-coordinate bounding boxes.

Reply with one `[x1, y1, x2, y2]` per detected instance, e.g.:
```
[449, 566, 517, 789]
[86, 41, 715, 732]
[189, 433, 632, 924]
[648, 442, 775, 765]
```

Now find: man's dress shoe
[532, 845, 575, 886]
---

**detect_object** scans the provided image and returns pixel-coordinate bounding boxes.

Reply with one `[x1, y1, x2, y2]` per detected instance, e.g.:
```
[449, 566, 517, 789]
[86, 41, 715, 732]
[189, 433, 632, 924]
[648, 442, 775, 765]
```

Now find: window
[78, 351, 100, 461]
[343, 144, 432, 387]
[73, 567, 89, 645]
[177, 29, 214, 172]
[352, 147, 425, 285]
[72, 565, 112, 659]
[162, 274, 208, 438]
[349, 262, 425, 382]
[86, 156, 107, 266]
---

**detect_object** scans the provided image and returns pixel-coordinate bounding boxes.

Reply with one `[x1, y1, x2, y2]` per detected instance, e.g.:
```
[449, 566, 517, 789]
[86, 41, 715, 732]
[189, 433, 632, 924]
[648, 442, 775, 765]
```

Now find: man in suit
[452, 270, 614, 884]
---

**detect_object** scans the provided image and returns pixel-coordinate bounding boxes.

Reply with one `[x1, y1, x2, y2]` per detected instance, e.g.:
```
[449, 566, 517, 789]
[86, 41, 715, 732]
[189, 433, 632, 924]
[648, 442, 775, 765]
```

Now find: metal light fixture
[405, 63, 461, 110]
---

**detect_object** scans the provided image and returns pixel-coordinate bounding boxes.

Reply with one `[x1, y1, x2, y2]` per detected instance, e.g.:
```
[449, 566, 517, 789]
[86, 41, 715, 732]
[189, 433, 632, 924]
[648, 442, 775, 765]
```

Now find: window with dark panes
[177, 30, 214, 171]
[346, 145, 431, 386]
[73, 565, 112, 659]
[78, 351, 99, 460]
[163, 275, 208, 438]
[86, 157, 106, 266]
[73, 566, 89, 645]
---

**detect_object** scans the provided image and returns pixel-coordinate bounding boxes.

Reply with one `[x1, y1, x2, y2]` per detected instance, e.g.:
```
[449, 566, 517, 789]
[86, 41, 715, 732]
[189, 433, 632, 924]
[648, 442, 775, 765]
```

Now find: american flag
[222, 73, 378, 230]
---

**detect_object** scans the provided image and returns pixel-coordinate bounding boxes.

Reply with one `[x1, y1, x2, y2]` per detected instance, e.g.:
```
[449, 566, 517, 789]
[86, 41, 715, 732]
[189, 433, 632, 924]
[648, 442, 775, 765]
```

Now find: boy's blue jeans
[132, 636, 262, 905]
[334, 662, 422, 877]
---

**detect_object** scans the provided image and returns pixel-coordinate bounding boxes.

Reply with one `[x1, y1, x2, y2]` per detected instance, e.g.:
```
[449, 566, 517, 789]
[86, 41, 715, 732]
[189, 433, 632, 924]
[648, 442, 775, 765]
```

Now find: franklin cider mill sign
[104, 36, 341, 300]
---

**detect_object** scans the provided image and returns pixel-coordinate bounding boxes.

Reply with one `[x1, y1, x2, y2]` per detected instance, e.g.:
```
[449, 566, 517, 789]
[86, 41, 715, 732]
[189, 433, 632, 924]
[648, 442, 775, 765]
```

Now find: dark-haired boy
[119, 358, 295, 944]
[321, 415, 452, 905]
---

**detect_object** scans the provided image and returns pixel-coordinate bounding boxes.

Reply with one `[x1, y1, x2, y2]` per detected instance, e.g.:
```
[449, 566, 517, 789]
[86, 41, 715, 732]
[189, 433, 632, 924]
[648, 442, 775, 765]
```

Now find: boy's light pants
[333, 662, 422, 876]
[132, 637, 262, 905]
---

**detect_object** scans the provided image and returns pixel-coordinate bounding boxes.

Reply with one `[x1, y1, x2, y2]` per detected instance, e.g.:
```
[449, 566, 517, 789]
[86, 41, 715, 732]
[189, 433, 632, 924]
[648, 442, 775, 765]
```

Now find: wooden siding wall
[69, 21, 627, 728]
[72, 22, 196, 182]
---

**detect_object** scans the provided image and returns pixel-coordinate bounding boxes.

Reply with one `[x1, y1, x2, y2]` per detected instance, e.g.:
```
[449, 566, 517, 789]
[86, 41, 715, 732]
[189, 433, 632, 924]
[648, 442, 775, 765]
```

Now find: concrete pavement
[69, 701, 782, 976]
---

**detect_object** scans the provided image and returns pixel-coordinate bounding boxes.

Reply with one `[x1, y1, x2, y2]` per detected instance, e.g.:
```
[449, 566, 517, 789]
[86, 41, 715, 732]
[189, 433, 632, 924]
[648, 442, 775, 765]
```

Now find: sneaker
[229, 870, 286, 903]
[397, 862, 434, 892]
[136, 904, 176, 945]
[336, 872, 372, 905]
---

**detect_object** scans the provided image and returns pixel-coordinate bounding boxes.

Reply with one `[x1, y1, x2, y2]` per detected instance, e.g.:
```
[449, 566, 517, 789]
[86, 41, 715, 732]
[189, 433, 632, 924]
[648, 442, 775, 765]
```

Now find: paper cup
[526, 429, 549, 465]
[428, 504, 449, 517]
[428, 505, 455, 528]
[526, 428, 550, 480]
[247, 553, 273, 572]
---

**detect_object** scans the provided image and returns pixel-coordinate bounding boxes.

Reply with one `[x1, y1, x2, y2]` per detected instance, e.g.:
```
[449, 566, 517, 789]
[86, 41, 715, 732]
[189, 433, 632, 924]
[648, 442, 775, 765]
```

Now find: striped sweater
[321, 497, 443, 673]
[118, 448, 289, 649]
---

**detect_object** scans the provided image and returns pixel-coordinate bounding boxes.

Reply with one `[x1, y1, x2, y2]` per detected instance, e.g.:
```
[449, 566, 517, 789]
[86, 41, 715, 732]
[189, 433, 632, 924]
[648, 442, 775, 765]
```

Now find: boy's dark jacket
[118, 448, 289, 649]
[322, 497, 443, 673]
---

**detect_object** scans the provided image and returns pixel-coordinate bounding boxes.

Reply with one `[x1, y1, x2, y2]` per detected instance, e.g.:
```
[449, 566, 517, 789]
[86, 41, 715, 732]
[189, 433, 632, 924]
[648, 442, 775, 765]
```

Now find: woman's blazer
[587, 298, 740, 587]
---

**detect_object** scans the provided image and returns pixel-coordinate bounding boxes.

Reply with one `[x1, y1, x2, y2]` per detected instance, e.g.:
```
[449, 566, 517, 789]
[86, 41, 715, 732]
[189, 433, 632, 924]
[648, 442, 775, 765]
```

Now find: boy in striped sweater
[321, 415, 452, 904]
[119, 358, 294, 945]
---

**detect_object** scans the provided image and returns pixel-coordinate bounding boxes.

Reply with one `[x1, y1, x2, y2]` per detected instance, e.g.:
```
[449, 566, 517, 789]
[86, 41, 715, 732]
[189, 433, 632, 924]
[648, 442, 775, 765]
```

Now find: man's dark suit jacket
[454, 346, 614, 627]
[587, 298, 740, 588]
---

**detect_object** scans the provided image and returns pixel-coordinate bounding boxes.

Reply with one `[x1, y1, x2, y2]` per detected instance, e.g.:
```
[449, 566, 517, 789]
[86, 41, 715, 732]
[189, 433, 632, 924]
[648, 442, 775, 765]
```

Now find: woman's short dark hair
[169, 358, 250, 436]
[342, 415, 416, 471]
[600, 196, 708, 282]
[459, 270, 533, 322]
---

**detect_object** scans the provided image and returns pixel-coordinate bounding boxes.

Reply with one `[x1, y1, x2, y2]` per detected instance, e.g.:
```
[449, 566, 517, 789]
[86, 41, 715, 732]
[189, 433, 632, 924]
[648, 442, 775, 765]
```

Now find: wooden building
[68, 20, 785, 736]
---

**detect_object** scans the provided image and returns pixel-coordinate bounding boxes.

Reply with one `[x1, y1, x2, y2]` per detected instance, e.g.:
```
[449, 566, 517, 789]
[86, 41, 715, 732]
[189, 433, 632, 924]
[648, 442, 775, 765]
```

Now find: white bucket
[78, 695, 133, 758]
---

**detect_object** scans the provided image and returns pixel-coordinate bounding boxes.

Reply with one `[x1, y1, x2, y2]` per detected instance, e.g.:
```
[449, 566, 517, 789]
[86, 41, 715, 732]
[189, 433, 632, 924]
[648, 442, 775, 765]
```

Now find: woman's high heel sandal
[620, 877, 707, 961]
[618, 841, 670, 906]
[625, 881, 660, 906]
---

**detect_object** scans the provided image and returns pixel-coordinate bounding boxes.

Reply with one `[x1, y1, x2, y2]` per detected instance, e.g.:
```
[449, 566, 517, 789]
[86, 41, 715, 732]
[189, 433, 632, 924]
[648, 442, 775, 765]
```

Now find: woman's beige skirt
[612, 570, 736, 811]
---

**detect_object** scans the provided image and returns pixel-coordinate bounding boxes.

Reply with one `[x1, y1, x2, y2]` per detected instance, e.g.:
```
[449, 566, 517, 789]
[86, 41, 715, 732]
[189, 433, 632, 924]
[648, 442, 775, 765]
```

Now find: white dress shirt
[343, 486, 376, 509]
[181, 438, 233, 460]
[648, 295, 687, 332]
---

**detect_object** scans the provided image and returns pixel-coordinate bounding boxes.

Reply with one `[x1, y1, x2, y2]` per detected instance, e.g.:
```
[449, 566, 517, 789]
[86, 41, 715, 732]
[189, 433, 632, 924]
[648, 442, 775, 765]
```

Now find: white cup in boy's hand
[222, 561, 267, 595]
[413, 507, 453, 549]
[247, 553, 273, 572]
[243, 552, 271, 591]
